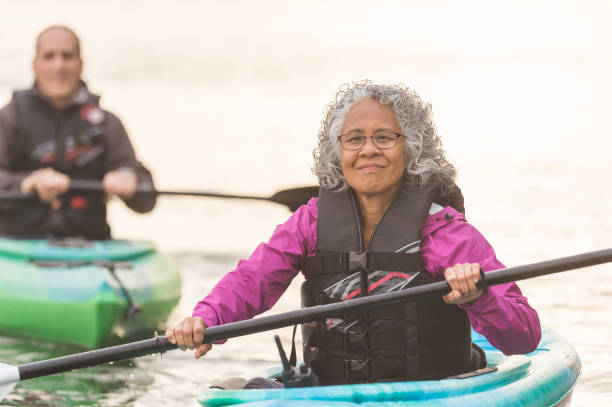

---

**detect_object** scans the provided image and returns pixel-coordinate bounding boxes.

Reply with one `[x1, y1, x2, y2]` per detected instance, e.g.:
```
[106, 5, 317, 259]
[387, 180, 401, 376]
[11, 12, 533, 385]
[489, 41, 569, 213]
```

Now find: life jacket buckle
[342, 329, 369, 352]
[348, 251, 368, 271]
[343, 358, 371, 381]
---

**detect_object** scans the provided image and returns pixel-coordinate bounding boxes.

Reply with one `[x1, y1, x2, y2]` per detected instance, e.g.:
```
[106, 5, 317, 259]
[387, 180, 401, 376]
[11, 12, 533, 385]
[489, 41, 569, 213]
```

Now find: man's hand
[102, 169, 137, 199]
[21, 167, 70, 211]
[165, 316, 212, 359]
[443, 263, 483, 305]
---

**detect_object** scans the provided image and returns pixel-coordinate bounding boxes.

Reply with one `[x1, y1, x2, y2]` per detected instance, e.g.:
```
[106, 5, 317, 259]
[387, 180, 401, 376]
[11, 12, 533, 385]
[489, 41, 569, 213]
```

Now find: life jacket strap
[324, 328, 413, 353]
[317, 348, 474, 384]
[319, 355, 417, 383]
[304, 251, 424, 275]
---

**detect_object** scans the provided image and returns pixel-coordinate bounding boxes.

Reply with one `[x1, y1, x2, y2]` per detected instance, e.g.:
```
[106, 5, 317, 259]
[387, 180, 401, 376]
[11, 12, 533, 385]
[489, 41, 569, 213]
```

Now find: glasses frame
[337, 132, 406, 151]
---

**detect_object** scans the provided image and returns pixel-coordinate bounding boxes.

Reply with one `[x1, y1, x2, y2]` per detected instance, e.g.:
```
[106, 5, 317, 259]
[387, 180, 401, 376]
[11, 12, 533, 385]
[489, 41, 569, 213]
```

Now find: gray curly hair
[313, 80, 456, 192]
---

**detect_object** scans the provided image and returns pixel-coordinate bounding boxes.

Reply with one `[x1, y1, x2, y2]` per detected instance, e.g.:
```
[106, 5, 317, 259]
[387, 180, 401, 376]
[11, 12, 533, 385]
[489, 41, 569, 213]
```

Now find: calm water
[1, 1, 612, 405]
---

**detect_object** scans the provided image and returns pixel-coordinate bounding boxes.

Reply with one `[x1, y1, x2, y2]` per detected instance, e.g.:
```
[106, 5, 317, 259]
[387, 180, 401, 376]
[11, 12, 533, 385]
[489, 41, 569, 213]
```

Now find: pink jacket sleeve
[192, 199, 318, 329]
[420, 206, 542, 355]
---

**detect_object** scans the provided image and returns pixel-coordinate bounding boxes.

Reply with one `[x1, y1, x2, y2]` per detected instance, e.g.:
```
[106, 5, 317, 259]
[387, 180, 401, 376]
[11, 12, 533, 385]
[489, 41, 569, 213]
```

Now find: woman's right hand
[165, 316, 212, 359]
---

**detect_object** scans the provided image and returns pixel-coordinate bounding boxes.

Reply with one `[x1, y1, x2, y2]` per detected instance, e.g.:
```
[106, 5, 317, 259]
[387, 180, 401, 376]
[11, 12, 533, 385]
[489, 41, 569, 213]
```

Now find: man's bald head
[32, 25, 83, 109]
[36, 25, 81, 58]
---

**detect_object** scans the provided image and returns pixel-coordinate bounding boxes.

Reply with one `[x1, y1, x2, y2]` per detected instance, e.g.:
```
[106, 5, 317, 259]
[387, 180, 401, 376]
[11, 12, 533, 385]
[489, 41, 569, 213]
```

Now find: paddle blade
[0, 362, 19, 400]
[269, 186, 319, 212]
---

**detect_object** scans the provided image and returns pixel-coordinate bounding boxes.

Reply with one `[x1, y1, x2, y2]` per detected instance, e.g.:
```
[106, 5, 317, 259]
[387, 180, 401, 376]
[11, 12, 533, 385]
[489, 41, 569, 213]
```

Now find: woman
[166, 81, 541, 385]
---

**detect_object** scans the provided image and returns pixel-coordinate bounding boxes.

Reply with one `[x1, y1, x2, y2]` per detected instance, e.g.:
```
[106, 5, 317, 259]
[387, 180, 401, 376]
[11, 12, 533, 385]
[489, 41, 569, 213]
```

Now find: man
[0, 25, 156, 240]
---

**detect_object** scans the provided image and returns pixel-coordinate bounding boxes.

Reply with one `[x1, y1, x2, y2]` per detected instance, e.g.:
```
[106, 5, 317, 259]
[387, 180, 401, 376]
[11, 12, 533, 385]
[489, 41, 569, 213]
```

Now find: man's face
[32, 28, 82, 108]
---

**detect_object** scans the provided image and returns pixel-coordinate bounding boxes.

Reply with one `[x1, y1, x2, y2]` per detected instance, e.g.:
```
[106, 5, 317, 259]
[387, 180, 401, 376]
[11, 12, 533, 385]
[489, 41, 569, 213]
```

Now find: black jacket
[0, 82, 156, 239]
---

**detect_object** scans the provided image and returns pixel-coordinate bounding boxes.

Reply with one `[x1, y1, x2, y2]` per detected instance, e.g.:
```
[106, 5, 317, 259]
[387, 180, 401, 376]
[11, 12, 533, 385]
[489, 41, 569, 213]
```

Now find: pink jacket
[193, 198, 542, 355]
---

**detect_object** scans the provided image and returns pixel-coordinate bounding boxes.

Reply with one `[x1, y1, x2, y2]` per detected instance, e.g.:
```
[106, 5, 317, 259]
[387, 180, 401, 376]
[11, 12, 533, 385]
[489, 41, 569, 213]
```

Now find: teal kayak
[0, 238, 181, 349]
[198, 326, 580, 406]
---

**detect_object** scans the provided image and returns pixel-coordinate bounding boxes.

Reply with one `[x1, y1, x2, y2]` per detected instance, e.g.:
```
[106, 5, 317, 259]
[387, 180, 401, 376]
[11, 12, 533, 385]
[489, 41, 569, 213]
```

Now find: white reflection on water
[1, 1, 611, 405]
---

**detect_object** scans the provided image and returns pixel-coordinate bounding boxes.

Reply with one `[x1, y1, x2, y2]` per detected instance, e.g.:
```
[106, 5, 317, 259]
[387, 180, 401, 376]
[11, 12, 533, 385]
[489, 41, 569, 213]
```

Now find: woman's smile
[356, 162, 386, 172]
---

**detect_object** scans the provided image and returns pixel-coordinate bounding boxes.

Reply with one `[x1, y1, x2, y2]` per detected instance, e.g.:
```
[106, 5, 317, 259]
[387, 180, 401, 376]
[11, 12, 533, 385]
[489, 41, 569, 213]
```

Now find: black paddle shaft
[16, 247, 612, 381]
[18, 336, 175, 380]
[0, 180, 318, 212]
[69, 181, 319, 211]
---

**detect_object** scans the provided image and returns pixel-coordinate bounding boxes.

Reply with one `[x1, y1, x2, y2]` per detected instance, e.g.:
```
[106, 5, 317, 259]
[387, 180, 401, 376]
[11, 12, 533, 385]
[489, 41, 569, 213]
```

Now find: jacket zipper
[349, 190, 364, 251]
[363, 191, 400, 250]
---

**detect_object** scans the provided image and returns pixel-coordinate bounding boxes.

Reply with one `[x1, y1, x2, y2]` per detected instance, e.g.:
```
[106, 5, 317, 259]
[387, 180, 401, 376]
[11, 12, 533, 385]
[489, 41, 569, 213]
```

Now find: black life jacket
[7, 87, 110, 239]
[300, 183, 479, 385]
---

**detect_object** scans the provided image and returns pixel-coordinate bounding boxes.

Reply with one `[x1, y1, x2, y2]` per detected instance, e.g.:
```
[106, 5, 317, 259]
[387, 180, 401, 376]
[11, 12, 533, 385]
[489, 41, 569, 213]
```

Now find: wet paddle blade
[268, 186, 318, 211]
[0, 362, 19, 400]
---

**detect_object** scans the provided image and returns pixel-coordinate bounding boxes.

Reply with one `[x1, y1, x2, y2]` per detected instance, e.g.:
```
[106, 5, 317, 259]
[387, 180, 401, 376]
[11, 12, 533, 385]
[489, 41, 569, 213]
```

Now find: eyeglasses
[338, 131, 405, 150]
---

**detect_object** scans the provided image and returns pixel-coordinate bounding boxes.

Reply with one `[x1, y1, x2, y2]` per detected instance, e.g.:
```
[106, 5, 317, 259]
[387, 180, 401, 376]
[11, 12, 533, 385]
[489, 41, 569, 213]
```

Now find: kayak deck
[198, 326, 580, 406]
[0, 238, 181, 348]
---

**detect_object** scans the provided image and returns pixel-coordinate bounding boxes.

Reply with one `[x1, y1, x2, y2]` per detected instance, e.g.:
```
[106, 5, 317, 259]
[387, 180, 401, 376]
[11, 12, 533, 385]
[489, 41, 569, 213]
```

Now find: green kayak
[0, 238, 181, 349]
[198, 326, 580, 407]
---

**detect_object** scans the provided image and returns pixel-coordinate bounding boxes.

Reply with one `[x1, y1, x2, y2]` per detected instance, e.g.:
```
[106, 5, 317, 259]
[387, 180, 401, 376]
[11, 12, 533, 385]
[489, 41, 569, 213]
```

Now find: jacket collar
[422, 205, 465, 238]
[29, 80, 96, 110]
